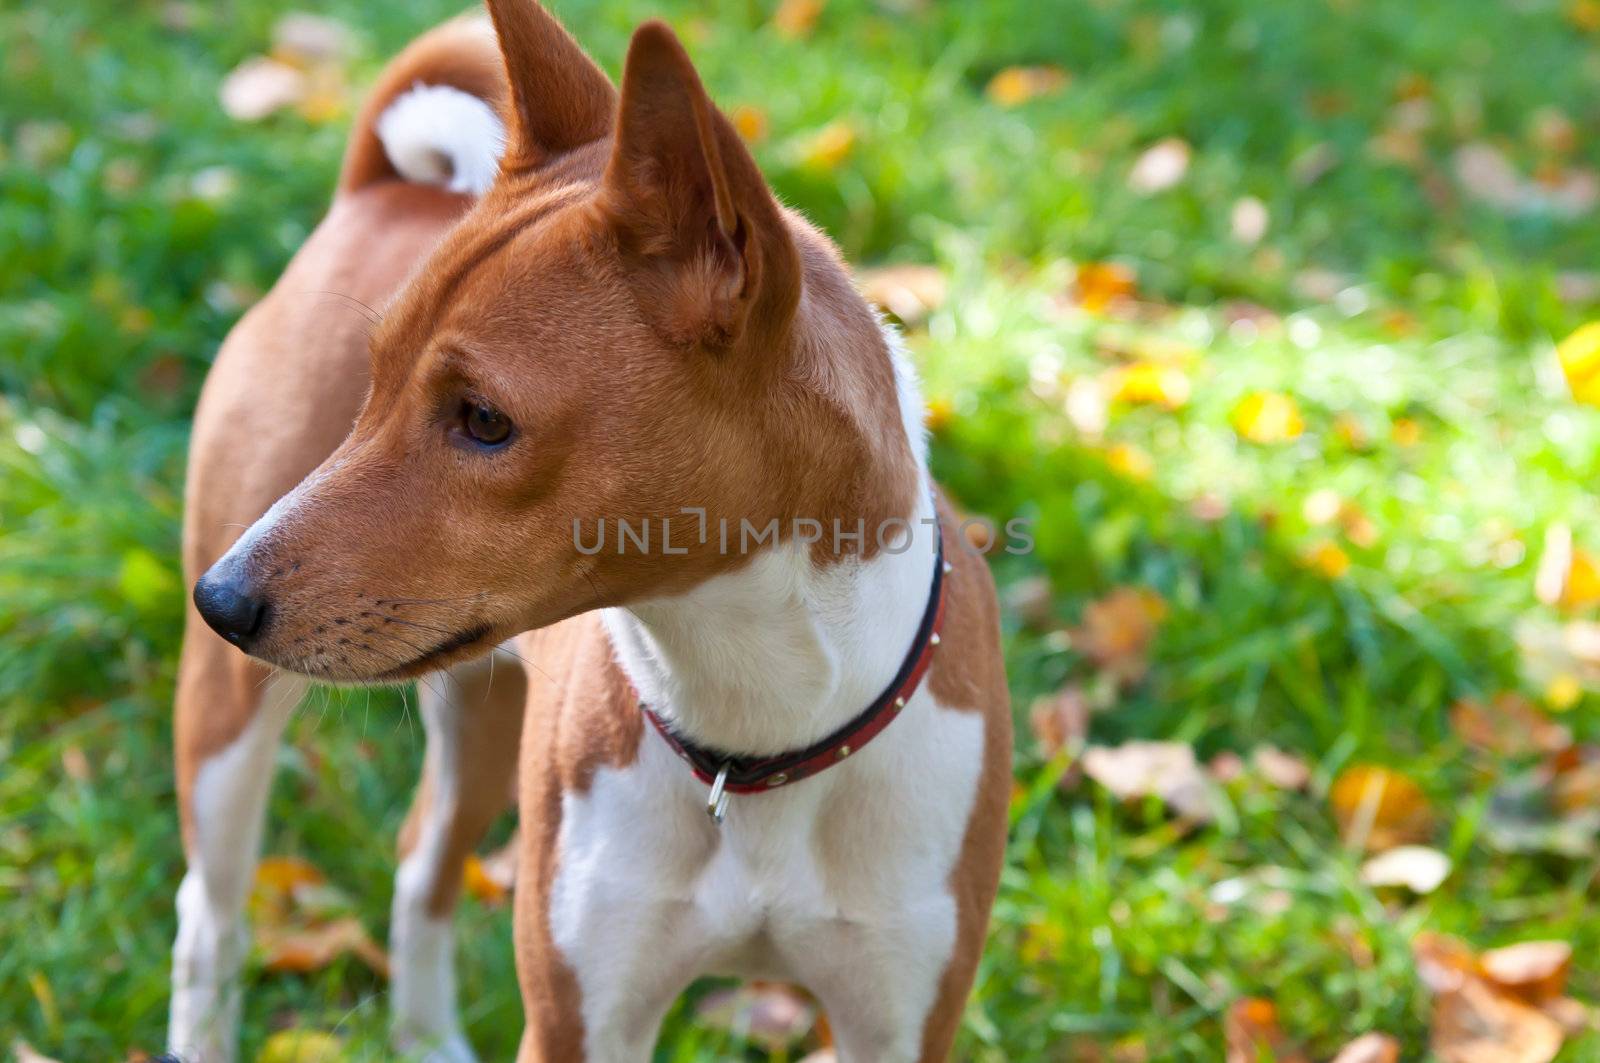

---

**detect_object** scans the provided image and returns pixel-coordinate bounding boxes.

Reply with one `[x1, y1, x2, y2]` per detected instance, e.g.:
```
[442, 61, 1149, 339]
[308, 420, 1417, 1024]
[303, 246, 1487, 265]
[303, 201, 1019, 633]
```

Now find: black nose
[193, 570, 269, 647]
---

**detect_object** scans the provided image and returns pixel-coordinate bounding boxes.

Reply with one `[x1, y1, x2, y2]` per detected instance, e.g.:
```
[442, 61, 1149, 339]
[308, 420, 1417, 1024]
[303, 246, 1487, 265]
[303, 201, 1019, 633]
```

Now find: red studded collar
[641, 522, 949, 822]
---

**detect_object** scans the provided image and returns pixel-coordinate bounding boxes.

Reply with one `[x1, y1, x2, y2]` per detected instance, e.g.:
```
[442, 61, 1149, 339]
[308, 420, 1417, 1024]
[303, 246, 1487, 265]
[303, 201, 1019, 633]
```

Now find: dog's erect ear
[484, 0, 616, 168]
[601, 21, 801, 351]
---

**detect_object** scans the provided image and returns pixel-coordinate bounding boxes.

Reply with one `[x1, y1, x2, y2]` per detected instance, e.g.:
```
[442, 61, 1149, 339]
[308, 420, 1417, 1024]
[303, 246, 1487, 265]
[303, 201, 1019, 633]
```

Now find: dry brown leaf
[1451, 693, 1571, 757]
[1223, 997, 1310, 1063]
[1330, 764, 1434, 850]
[12, 1041, 64, 1063]
[798, 120, 856, 172]
[257, 914, 389, 979]
[219, 56, 307, 121]
[1432, 976, 1564, 1063]
[271, 13, 356, 66]
[857, 264, 947, 326]
[694, 982, 816, 1051]
[1360, 845, 1452, 894]
[1330, 1032, 1401, 1063]
[1480, 942, 1573, 1005]
[1072, 587, 1166, 684]
[1029, 687, 1090, 759]
[1128, 137, 1191, 194]
[1082, 741, 1213, 823]
[986, 65, 1068, 107]
[731, 104, 769, 143]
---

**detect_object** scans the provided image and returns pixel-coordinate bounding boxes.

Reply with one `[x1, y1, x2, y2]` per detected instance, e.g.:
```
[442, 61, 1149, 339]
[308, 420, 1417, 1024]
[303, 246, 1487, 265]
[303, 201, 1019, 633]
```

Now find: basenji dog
[172, 4, 1010, 1061]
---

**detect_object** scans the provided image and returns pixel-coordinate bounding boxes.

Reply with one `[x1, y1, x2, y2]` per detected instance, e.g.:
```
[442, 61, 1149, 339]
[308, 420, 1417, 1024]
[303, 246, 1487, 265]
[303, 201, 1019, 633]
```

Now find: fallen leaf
[1305, 540, 1352, 578]
[1432, 975, 1564, 1063]
[1108, 361, 1190, 409]
[1230, 196, 1269, 245]
[1005, 575, 1056, 628]
[731, 104, 769, 143]
[257, 915, 389, 978]
[1072, 587, 1166, 684]
[1224, 997, 1310, 1063]
[1451, 693, 1571, 757]
[1251, 745, 1311, 790]
[1570, 0, 1600, 31]
[772, 0, 825, 39]
[1455, 142, 1526, 211]
[256, 1029, 345, 1063]
[1074, 261, 1138, 314]
[1360, 845, 1452, 894]
[1391, 416, 1423, 447]
[986, 65, 1068, 107]
[1483, 767, 1600, 858]
[1556, 322, 1600, 406]
[1104, 442, 1154, 481]
[219, 56, 307, 121]
[1128, 137, 1191, 194]
[1535, 524, 1600, 610]
[924, 395, 955, 433]
[1083, 741, 1214, 823]
[798, 120, 856, 171]
[1480, 942, 1572, 1005]
[1331, 1032, 1401, 1063]
[694, 982, 816, 1051]
[60, 745, 91, 783]
[1232, 391, 1304, 444]
[1330, 764, 1434, 850]
[462, 853, 509, 907]
[857, 264, 947, 326]
[1029, 686, 1090, 758]
[271, 13, 356, 66]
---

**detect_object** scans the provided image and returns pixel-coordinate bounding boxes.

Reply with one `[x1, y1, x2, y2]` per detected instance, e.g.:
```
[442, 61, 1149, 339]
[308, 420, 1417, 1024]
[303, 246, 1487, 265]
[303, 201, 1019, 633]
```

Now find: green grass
[4, 0, 1600, 1059]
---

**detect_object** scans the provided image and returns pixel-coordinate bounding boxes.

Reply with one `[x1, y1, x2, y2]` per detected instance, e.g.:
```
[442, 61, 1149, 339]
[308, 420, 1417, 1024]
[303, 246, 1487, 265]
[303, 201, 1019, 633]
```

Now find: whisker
[299, 289, 383, 328]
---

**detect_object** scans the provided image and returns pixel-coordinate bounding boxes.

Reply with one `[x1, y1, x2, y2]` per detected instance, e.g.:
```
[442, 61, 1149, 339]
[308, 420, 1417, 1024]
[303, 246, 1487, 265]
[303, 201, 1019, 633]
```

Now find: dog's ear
[485, 0, 616, 169]
[601, 21, 801, 352]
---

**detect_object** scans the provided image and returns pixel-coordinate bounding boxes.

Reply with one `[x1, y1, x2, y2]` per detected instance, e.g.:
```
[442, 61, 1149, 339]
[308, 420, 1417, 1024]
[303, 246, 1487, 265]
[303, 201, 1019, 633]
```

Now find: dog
[171, 4, 1010, 1061]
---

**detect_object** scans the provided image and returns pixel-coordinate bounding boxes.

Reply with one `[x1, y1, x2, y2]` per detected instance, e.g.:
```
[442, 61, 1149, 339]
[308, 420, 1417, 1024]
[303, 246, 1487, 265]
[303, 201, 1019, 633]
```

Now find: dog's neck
[602, 326, 934, 756]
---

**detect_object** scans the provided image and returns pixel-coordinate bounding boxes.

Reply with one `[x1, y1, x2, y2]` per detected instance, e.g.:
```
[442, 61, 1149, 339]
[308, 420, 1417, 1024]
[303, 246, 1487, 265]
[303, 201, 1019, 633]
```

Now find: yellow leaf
[799, 121, 856, 172]
[1568, 0, 1600, 32]
[1545, 673, 1582, 711]
[462, 854, 509, 907]
[1392, 416, 1423, 447]
[1105, 442, 1153, 481]
[1306, 540, 1351, 578]
[257, 1029, 345, 1063]
[1073, 261, 1137, 314]
[923, 396, 955, 433]
[771, 0, 825, 39]
[257, 915, 389, 978]
[731, 104, 769, 143]
[1558, 324, 1600, 405]
[1109, 361, 1190, 409]
[1224, 997, 1310, 1063]
[1329, 764, 1434, 850]
[985, 65, 1068, 108]
[1232, 391, 1304, 444]
[1019, 919, 1067, 964]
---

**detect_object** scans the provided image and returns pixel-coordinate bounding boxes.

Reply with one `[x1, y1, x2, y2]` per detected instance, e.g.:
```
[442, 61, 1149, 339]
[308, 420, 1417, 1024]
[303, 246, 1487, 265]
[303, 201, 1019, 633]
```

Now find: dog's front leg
[170, 636, 305, 1063]
[390, 652, 525, 1063]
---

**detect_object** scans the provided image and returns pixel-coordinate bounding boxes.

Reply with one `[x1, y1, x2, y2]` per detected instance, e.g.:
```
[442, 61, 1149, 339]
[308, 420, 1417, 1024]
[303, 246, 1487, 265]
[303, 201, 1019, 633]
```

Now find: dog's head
[194, 0, 910, 680]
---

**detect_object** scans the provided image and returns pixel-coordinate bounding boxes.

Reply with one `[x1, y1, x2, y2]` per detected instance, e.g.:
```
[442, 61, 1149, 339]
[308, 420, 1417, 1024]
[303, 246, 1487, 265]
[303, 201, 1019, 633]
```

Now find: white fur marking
[568, 333, 980, 1056]
[376, 83, 506, 196]
[390, 674, 478, 1063]
[170, 672, 306, 1063]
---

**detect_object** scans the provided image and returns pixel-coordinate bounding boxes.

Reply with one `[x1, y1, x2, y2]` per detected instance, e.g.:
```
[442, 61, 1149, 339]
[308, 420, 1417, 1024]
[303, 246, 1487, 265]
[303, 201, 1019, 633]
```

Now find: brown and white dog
[170, 4, 1010, 1061]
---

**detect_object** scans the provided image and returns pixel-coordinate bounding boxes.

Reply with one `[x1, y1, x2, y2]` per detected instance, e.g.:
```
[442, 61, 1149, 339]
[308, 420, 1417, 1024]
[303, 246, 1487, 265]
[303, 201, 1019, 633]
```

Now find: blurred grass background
[4, 0, 1600, 1059]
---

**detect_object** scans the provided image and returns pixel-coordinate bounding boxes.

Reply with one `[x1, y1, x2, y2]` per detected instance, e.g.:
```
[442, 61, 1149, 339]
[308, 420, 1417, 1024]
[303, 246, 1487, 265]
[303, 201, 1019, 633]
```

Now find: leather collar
[642, 520, 948, 819]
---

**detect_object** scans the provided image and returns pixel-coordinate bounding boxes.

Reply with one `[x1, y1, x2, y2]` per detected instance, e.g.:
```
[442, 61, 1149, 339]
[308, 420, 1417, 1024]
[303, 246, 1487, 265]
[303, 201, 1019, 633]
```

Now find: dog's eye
[461, 401, 513, 447]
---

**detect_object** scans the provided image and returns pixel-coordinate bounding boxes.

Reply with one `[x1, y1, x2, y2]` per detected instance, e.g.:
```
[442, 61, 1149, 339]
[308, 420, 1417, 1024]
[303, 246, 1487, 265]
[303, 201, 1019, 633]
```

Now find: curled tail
[338, 16, 509, 197]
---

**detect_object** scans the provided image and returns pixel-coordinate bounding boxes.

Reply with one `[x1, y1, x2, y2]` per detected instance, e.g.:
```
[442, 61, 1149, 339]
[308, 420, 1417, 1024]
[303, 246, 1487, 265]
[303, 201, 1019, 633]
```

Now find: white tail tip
[376, 83, 505, 196]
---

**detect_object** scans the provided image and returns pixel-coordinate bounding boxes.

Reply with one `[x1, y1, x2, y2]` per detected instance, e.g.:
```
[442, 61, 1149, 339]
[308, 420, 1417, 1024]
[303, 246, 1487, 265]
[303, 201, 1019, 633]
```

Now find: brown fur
[185, 2, 1009, 1057]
